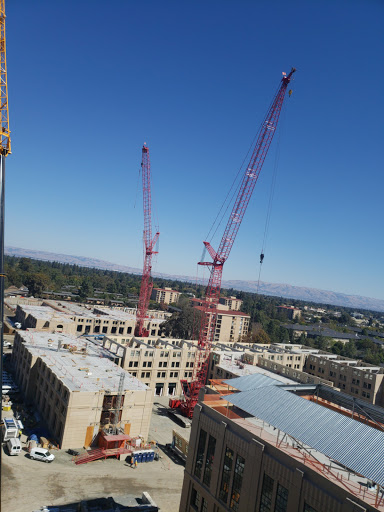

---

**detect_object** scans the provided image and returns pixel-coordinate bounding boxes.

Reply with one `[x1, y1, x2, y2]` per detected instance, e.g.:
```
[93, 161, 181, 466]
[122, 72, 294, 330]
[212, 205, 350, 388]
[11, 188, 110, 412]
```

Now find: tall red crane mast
[135, 144, 160, 337]
[179, 68, 296, 417]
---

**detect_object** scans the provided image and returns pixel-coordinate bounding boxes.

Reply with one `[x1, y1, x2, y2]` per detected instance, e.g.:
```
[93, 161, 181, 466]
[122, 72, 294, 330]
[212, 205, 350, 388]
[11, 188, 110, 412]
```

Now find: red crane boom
[135, 144, 160, 337]
[179, 68, 296, 417]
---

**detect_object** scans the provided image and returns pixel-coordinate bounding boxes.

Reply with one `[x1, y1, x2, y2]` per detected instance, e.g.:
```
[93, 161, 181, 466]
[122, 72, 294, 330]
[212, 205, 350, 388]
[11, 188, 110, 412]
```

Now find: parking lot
[2, 396, 188, 511]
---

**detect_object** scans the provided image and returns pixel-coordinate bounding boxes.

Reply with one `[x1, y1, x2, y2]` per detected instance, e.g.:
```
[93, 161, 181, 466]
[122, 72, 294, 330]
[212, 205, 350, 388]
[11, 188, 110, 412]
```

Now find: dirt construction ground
[1, 398, 188, 512]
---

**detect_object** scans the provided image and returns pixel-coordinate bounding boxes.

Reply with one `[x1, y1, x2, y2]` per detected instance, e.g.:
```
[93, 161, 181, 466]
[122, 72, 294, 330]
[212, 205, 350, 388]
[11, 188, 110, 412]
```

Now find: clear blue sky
[5, 0, 384, 300]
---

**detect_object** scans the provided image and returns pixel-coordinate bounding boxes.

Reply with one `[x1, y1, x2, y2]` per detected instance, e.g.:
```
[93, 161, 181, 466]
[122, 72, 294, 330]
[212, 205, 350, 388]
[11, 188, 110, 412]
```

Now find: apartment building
[14, 300, 169, 338]
[208, 343, 314, 383]
[151, 287, 182, 304]
[218, 297, 243, 311]
[242, 343, 307, 371]
[179, 373, 384, 512]
[277, 305, 301, 320]
[14, 304, 76, 334]
[103, 336, 198, 397]
[305, 353, 384, 407]
[191, 300, 250, 343]
[12, 331, 153, 449]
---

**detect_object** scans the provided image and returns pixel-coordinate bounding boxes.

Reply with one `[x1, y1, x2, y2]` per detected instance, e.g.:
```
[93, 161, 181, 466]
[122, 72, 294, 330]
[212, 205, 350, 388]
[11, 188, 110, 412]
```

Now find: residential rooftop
[16, 331, 147, 393]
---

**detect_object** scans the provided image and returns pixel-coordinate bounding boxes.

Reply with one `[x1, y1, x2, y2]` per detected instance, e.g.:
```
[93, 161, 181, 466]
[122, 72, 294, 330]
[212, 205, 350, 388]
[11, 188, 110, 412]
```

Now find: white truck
[6, 437, 21, 455]
[1, 417, 22, 441]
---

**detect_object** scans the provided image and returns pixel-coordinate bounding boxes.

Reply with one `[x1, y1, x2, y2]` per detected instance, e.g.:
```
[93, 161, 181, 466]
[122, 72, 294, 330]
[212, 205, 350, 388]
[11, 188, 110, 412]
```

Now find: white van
[7, 438, 22, 455]
[29, 447, 55, 463]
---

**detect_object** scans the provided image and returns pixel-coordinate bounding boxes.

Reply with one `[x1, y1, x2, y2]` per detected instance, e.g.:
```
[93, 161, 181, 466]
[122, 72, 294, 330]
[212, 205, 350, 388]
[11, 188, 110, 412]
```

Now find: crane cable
[256, 97, 289, 293]
[133, 165, 141, 210]
[205, 128, 262, 246]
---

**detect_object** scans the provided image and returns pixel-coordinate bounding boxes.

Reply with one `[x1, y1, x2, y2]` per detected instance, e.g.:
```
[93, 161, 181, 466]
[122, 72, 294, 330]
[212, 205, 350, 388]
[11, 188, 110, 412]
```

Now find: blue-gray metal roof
[222, 374, 282, 391]
[222, 386, 384, 487]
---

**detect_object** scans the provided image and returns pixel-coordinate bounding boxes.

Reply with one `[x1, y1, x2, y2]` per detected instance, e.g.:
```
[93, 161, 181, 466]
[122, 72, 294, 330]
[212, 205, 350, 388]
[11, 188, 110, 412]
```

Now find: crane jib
[179, 68, 296, 417]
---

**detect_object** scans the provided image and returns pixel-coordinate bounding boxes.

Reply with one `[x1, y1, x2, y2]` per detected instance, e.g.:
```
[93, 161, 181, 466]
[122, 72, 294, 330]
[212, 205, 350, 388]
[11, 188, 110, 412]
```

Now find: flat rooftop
[17, 331, 147, 393]
[217, 356, 296, 384]
[18, 305, 73, 323]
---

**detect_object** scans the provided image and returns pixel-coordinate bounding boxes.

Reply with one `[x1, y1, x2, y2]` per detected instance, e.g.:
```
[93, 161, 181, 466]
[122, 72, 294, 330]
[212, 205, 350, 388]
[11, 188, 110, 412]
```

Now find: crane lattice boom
[0, 0, 10, 156]
[179, 68, 296, 417]
[135, 144, 159, 337]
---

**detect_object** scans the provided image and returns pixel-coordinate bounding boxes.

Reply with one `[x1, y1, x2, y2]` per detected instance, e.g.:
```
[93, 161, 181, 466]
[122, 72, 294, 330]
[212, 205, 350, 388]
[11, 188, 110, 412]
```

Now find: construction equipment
[134, 144, 160, 337]
[176, 68, 296, 418]
[0, 0, 10, 486]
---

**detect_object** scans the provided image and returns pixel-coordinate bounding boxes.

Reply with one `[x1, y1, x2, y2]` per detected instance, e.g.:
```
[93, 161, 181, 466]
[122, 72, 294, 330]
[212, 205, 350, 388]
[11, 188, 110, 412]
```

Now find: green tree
[160, 305, 202, 340]
[24, 273, 50, 297]
[79, 278, 93, 299]
[253, 329, 270, 344]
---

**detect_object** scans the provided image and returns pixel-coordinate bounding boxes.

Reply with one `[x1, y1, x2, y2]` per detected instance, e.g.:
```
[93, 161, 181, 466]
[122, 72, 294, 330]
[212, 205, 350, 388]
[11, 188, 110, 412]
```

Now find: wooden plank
[84, 425, 94, 448]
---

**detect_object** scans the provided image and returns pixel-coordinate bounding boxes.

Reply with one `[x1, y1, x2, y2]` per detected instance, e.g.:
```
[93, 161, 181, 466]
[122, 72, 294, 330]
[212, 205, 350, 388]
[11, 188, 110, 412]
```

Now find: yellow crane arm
[0, 0, 10, 155]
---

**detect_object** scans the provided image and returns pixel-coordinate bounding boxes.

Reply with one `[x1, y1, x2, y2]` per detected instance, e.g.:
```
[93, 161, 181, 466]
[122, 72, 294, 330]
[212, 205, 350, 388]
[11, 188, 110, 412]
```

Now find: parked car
[29, 447, 55, 463]
[7, 438, 21, 455]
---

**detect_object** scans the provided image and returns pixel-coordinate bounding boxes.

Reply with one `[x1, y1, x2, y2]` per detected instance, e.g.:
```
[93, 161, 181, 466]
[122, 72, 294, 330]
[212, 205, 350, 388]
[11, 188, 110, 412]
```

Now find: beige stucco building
[218, 297, 243, 311]
[277, 305, 301, 320]
[305, 353, 384, 407]
[191, 299, 250, 343]
[13, 300, 170, 338]
[102, 336, 198, 397]
[151, 287, 182, 304]
[12, 331, 153, 449]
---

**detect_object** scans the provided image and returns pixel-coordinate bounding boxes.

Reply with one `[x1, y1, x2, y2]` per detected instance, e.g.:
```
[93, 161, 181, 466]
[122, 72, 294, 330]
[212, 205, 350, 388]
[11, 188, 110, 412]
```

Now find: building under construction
[179, 372, 384, 512]
[12, 331, 153, 449]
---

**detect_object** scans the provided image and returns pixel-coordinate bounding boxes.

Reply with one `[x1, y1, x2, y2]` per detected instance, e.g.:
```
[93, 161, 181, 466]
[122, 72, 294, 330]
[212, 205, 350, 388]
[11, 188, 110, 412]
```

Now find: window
[259, 474, 274, 512]
[274, 484, 288, 512]
[190, 488, 201, 510]
[203, 435, 216, 487]
[194, 429, 207, 479]
[303, 505, 317, 512]
[230, 454, 245, 511]
[219, 447, 234, 503]
[201, 497, 208, 512]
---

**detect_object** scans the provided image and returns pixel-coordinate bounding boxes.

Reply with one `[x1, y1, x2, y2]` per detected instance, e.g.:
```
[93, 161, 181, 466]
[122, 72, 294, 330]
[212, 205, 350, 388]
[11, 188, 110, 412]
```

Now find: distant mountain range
[5, 246, 384, 313]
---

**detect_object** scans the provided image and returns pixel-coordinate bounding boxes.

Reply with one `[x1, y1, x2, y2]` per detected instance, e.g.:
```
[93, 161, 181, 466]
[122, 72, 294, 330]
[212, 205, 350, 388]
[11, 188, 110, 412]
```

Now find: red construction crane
[135, 144, 160, 337]
[178, 68, 296, 417]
